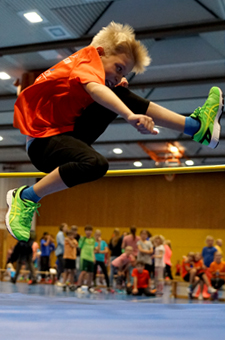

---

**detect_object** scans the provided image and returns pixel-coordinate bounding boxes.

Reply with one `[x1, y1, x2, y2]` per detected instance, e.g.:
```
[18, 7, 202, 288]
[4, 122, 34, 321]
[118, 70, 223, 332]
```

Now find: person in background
[55, 223, 68, 284]
[209, 252, 225, 295]
[122, 227, 140, 257]
[108, 228, 122, 287]
[76, 225, 96, 293]
[215, 239, 223, 256]
[137, 230, 153, 277]
[40, 232, 55, 282]
[152, 235, 165, 295]
[164, 240, 173, 281]
[193, 252, 216, 300]
[93, 229, 110, 291]
[127, 261, 156, 296]
[62, 230, 78, 290]
[8, 239, 36, 284]
[175, 260, 181, 276]
[202, 235, 217, 268]
[71, 225, 81, 280]
[111, 246, 134, 291]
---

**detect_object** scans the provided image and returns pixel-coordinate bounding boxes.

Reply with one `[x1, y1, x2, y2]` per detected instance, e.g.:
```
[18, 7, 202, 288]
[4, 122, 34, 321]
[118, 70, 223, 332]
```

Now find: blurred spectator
[62, 230, 78, 290]
[202, 236, 217, 268]
[215, 239, 223, 256]
[209, 252, 225, 291]
[126, 261, 155, 296]
[164, 240, 173, 280]
[93, 229, 110, 290]
[71, 225, 81, 278]
[152, 235, 165, 295]
[175, 260, 181, 276]
[8, 239, 36, 284]
[55, 223, 68, 282]
[111, 246, 135, 290]
[40, 232, 55, 282]
[109, 228, 122, 286]
[122, 227, 140, 257]
[137, 230, 153, 277]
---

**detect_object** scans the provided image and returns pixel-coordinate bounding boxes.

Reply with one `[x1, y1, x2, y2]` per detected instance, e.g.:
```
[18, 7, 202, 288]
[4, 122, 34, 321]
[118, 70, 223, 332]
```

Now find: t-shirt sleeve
[78, 237, 85, 249]
[132, 268, 138, 277]
[103, 241, 108, 249]
[69, 46, 105, 86]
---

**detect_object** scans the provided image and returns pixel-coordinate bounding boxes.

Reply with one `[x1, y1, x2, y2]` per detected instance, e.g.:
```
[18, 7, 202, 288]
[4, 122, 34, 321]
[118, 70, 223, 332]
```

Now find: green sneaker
[191, 86, 224, 148]
[5, 186, 41, 241]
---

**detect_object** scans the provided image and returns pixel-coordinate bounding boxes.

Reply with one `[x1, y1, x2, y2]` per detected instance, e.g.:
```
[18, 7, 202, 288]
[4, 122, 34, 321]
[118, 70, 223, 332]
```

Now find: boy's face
[136, 264, 144, 273]
[100, 51, 134, 88]
[141, 231, 147, 240]
[195, 253, 201, 261]
[215, 254, 222, 263]
[85, 230, 92, 238]
[206, 239, 214, 247]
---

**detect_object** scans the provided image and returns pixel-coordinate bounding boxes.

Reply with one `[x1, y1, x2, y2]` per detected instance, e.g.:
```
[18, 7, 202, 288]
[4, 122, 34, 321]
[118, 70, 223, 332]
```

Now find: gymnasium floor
[0, 282, 225, 340]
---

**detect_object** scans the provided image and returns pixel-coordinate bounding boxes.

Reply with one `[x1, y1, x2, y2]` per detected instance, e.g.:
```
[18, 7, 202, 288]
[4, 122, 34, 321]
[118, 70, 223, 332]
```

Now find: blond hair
[91, 21, 151, 74]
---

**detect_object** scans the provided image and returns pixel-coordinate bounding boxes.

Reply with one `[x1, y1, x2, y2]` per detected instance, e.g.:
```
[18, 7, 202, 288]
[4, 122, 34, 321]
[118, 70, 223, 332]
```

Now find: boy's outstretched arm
[83, 82, 158, 135]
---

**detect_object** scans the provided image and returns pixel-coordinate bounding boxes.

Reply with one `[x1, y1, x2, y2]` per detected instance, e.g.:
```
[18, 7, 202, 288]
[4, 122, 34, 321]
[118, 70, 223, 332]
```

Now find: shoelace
[20, 201, 41, 227]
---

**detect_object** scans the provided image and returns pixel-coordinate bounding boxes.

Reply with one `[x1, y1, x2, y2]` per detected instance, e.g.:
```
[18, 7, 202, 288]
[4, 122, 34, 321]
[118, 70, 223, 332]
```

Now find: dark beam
[0, 20, 225, 56]
[129, 76, 225, 89]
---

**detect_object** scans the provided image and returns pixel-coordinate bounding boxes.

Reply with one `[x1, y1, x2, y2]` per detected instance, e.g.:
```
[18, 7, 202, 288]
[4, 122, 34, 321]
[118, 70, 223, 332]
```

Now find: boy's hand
[132, 288, 138, 294]
[127, 115, 158, 135]
[116, 77, 129, 88]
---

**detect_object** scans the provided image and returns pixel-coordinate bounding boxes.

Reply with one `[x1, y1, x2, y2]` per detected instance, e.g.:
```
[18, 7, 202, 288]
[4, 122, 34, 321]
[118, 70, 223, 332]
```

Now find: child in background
[62, 230, 78, 290]
[127, 261, 156, 296]
[194, 252, 216, 300]
[111, 246, 134, 291]
[137, 230, 153, 277]
[215, 239, 223, 256]
[93, 229, 110, 291]
[122, 227, 140, 257]
[77, 225, 96, 293]
[109, 228, 122, 287]
[209, 252, 225, 294]
[202, 236, 217, 268]
[152, 235, 165, 295]
[175, 260, 181, 276]
[164, 240, 173, 281]
[40, 232, 55, 282]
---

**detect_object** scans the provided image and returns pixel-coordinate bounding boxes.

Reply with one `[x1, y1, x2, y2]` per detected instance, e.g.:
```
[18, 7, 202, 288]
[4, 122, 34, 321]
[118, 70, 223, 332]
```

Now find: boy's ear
[96, 46, 105, 56]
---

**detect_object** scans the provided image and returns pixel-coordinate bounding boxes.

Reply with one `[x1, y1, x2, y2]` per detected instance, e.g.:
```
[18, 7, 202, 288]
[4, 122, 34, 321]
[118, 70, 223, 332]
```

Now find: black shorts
[64, 259, 76, 270]
[183, 273, 190, 282]
[80, 259, 94, 273]
[197, 272, 205, 279]
[27, 87, 149, 188]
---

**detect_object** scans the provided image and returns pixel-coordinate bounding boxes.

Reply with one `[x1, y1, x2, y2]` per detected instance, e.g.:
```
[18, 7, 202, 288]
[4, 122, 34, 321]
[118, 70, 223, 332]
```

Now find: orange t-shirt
[132, 268, 150, 289]
[181, 259, 191, 278]
[194, 259, 205, 274]
[63, 238, 78, 260]
[14, 46, 105, 138]
[209, 261, 225, 279]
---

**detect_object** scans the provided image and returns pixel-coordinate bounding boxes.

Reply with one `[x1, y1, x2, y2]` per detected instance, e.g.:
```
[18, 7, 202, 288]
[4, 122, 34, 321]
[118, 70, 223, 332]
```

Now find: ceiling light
[170, 146, 179, 153]
[133, 161, 143, 167]
[23, 12, 43, 23]
[0, 136, 3, 141]
[185, 160, 194, 166]
[113, 148, 123, 154]
[0, 72, 11, 80]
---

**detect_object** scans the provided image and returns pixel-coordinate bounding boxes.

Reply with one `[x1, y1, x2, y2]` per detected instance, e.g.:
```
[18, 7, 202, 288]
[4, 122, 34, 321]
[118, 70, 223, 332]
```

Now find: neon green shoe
[191, 87, 224, 148]
[5, 186, 41, 241]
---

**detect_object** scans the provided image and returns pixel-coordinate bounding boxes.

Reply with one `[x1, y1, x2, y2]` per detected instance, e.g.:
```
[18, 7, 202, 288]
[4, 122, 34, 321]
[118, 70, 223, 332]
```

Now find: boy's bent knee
[59, 153, 109, 187]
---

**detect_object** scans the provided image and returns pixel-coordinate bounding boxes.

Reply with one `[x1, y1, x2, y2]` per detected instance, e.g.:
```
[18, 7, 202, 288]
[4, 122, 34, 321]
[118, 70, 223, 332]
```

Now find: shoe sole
[208, 88, 224, 149]
[5, 189, 18, 240]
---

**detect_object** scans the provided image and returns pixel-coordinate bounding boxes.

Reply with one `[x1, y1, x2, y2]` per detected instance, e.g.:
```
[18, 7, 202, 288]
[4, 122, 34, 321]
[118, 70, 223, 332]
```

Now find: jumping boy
[5, 22, 224, 242]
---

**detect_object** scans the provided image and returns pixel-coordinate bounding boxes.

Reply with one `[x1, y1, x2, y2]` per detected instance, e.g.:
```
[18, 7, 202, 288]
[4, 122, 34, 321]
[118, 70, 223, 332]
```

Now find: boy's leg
[93, 262, 98, 286]
[6, 134, 108, 241]
[99, 261, 110, 288]
[77, 271, 86, 287]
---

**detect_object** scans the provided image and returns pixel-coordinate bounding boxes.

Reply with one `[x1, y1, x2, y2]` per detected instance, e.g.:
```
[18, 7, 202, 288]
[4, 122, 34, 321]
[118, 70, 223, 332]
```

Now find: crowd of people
[4, 227, 224, 299]
[181, 236, 224, 300]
